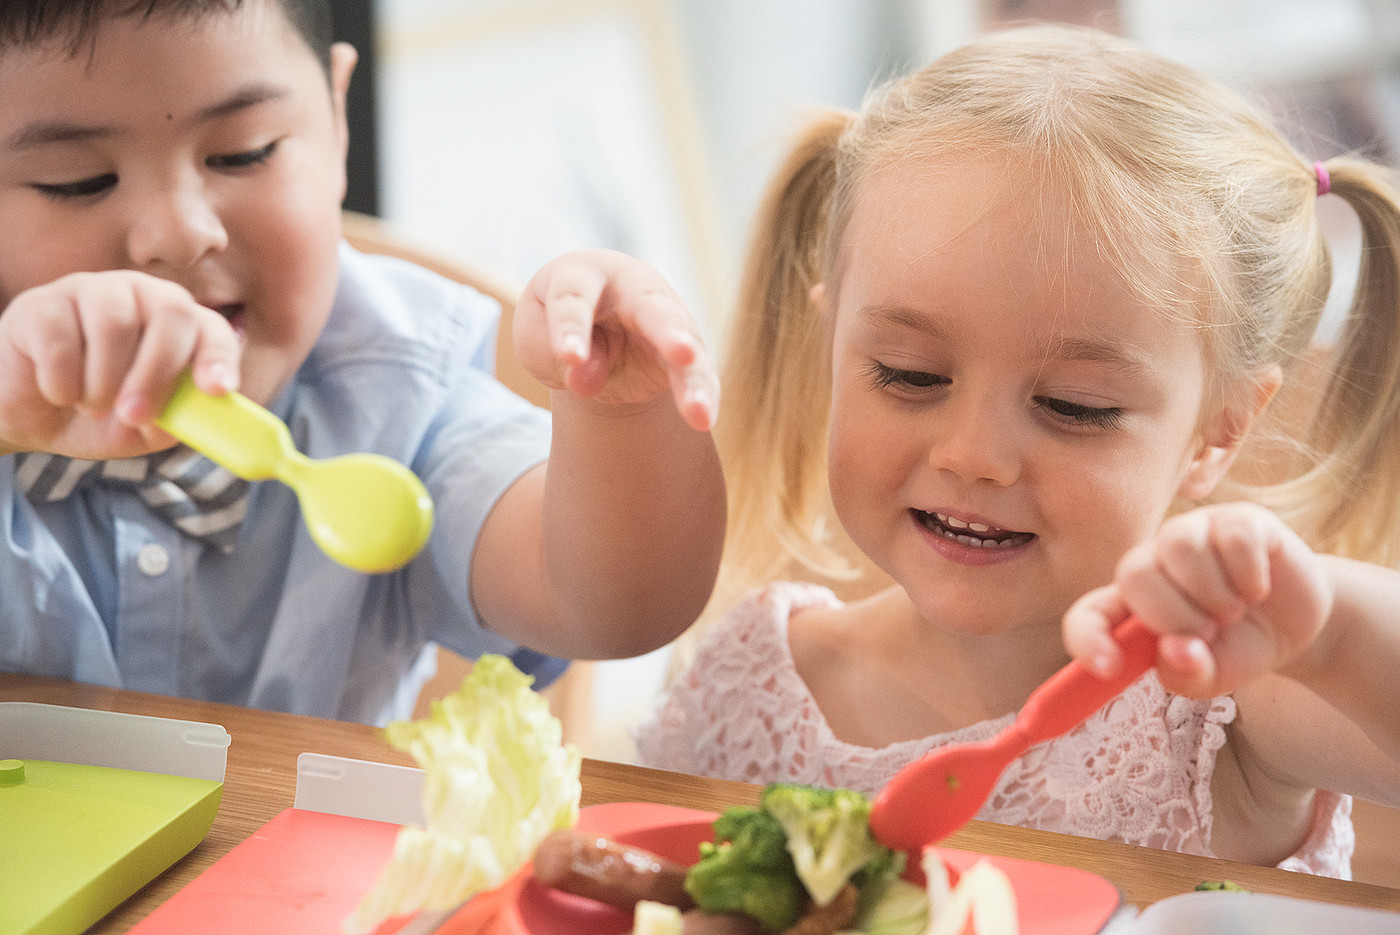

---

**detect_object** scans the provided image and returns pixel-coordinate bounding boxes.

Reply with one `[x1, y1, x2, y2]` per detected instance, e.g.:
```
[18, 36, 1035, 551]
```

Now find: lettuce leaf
[343, 654, 582, 934]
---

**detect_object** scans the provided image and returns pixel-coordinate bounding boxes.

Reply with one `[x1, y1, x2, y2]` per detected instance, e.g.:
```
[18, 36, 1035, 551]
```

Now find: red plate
[437, 802, 1123, 935]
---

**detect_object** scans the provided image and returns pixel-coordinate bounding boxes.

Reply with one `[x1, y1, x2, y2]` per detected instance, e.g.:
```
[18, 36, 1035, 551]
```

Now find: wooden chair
[340, 211, 594, 747]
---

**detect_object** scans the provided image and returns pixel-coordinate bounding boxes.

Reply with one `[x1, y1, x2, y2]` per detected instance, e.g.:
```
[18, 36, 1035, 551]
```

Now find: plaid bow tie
[14, 447, 250, 552]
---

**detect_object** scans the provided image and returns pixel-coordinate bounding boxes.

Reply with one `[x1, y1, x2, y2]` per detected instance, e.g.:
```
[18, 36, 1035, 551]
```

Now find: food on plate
[531, 781, 1018, 935]
[532, 827, 695, 911]
[684, 784, 903, 931]
[342, 654, 582, 935]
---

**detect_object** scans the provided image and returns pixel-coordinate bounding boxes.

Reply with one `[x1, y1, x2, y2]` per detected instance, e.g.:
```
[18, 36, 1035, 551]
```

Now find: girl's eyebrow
[863, 304, 1156, 376]
[5, 82, 289, 151]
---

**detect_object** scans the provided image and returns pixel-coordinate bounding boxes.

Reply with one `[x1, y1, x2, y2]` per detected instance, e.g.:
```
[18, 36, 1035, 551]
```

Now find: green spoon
[155, 373, 434, 574]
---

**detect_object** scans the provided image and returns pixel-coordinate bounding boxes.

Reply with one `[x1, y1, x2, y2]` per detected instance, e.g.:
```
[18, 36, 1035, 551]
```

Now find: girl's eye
[207, 140, 278, 170]
[864, 361, 948, 392]
[1035, 396, 1124, 430]
[33, 173, 117, 200]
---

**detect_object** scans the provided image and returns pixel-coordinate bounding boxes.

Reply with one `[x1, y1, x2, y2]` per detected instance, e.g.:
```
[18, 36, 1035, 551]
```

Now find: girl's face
[0, 1, 353, 406]
[825, 156, 1232, 635]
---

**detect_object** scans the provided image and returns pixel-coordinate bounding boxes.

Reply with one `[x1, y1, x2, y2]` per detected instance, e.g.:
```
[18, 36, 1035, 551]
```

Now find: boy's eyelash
[33, 173, 117, 200]
[31, 140, 278, 201]
[207, 140, 279, 169]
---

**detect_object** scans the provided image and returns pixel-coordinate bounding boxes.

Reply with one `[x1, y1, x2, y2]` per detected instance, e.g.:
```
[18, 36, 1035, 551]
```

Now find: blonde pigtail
[1293, 159, 1400, 565]
[712, 109, 859, 608]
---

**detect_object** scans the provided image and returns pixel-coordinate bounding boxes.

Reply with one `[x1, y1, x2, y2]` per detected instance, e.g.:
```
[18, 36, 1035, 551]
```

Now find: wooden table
[4, 672, 1398, 932]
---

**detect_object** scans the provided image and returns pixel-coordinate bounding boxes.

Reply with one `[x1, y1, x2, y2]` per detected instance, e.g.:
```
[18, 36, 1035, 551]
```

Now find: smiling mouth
[913, 510, 1035, 549]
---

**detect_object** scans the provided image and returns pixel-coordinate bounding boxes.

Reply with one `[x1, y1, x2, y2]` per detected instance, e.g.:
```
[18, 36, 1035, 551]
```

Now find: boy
[0, 0, 725, 724]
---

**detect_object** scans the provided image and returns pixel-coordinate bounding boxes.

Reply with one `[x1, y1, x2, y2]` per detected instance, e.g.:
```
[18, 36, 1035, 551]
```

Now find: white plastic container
[1128, 890, 1400, 934]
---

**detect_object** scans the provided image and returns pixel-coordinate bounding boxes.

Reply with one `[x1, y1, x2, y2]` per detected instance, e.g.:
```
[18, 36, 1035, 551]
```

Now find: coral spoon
[868, 617, 1158, 852]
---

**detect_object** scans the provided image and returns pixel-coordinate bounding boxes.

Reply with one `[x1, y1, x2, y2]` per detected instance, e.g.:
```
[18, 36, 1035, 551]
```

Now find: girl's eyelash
[34, 173, 117, 200]
[207, 140, 279, 169]
[1034, 397, 1125, 430]
[864, 361, 947, 390]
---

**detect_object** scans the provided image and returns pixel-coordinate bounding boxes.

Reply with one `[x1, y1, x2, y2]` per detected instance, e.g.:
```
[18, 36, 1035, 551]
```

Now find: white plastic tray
[0, 701, 228, 780]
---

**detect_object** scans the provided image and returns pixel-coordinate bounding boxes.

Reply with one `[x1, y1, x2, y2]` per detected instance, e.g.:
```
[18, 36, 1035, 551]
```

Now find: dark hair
[0, 0, 334, 74]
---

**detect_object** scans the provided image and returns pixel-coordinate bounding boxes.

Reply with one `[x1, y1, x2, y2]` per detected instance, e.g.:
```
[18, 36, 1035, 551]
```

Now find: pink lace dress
[634, 582, 1354, 878]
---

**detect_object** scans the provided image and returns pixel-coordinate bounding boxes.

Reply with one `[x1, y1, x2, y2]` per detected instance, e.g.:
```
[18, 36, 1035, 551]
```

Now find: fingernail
[206, 363, 236, 393]
[560, 331, 588, 360]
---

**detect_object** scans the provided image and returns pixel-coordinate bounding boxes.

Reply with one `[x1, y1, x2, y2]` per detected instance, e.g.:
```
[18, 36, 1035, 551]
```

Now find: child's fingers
[1150, 512, 1251, 627]
[530, 254, 609, 367]
[665, 350, 721, 432]
[606, 269, 718, 428]
[1155, 633, 1218, 697]
[112, 280, 239, 425]
[1114, 538, 1222, 645]
[4, 287, 88, 409]
[1204, 503, 1275, 606]
[1062, 584, 1135, 677]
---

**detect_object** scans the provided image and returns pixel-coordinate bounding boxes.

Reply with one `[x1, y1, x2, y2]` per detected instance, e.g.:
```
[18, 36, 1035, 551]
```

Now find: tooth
[969, 522, 990, 533]
[944, 515, 969, 529]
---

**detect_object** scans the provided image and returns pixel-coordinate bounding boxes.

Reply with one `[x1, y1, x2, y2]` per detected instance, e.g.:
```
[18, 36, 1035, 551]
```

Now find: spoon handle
[155, 373, 290, 481]
[1012, 617, 1158, 744]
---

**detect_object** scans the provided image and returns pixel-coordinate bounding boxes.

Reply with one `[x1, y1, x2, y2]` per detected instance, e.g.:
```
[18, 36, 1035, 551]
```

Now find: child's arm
[469, 250, 725, 659]
[0, 270, 240, 457]
[1063, 501, 1400, 803]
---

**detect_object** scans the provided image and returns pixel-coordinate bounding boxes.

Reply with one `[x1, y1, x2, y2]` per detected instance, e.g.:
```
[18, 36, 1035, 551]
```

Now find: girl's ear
[1178, 365, 1283, 500]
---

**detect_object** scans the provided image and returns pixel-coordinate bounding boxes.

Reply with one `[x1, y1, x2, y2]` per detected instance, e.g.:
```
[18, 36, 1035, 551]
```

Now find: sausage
[682, 909, 765, 934]
[780, 884, 858, 935]
[532, 828, 695, 911]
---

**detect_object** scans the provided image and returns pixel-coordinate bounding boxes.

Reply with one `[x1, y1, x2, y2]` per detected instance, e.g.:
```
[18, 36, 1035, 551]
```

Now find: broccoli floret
[761, 783, 899, 907]
[684, 805, 807, 931]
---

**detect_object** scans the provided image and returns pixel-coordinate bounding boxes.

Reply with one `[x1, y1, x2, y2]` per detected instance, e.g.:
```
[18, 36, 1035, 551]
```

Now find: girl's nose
[929, 392, 1021, 487]
[125, 177, 228, 269]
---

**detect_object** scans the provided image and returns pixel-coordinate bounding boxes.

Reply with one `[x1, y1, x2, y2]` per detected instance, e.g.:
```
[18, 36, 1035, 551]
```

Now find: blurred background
[333, 0, 1400, 883]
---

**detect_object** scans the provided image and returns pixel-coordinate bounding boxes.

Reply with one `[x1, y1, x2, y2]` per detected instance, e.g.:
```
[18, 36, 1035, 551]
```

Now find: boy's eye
[1035, 396, 1124, 430]
[207, 140, 278, 169]
[865, 361, 948, 392]
[33, 173, 117, 200]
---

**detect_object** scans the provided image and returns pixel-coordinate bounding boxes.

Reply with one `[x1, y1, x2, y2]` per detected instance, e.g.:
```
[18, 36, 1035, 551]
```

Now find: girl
[634, 24, 1400, 877]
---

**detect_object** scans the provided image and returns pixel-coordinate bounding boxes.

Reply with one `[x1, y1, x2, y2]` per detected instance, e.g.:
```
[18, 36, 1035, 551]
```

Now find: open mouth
[913, 509, 1035, 549]
[207, 303, 247, 338]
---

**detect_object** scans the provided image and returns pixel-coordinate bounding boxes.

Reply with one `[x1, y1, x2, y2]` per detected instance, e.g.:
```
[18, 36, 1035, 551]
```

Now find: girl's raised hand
[1063, 502, 1335, 697]
[0, 270, 240, 459]
[512, 249, 719, 432]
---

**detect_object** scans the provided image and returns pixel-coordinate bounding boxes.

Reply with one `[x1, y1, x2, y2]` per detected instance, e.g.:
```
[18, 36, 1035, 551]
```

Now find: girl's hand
[512, 249, 719, 431]
[0, 270, 240, 459]
[1063, 502, 1334, 697]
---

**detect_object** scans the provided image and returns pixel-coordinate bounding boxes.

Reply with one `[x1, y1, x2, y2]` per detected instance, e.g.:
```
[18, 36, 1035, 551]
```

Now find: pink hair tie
[1314, 160, 1331, 197]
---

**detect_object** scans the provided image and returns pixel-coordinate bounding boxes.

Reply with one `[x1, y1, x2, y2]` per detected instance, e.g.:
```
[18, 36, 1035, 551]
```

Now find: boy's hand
[512, 249, 719, 431]
[0, 270, 240, 459]
[1063, 502, 1334, 697]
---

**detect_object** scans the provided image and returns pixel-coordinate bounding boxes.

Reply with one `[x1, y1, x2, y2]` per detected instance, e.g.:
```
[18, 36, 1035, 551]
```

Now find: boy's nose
[126, 182, 228, 270]
[928, 393, 1021, 487]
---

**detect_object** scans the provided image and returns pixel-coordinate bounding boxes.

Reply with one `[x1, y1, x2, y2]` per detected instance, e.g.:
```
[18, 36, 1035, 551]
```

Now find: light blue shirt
[0, 244, 563, 725]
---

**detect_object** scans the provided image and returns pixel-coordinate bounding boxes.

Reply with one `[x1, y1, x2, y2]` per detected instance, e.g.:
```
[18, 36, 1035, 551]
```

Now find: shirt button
[137, 543, 170, 577]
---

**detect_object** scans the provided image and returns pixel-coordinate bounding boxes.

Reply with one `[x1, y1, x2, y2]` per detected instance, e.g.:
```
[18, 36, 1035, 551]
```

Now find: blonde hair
[699, 24, 1400, 650]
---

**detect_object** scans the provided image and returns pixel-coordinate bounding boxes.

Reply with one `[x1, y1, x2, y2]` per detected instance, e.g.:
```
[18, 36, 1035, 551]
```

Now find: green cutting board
[0, 757, 223, 935]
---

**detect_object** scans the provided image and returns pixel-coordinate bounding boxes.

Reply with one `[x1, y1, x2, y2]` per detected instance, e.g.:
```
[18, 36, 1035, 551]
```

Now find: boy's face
[0, 1, 354, 406]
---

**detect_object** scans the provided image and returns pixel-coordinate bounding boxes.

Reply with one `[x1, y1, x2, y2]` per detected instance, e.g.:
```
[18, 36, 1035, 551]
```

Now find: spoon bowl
[156, 373, 433, 573]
